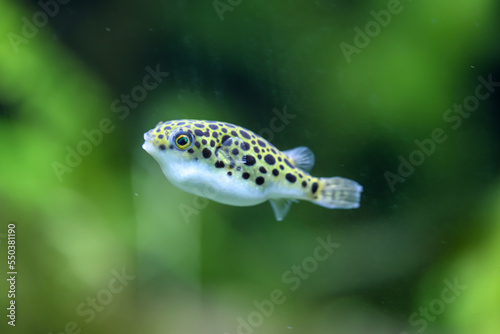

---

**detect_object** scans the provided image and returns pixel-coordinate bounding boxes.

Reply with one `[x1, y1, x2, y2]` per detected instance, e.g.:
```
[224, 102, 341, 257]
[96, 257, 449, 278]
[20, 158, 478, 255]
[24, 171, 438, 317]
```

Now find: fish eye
[173, 132, 193, 150]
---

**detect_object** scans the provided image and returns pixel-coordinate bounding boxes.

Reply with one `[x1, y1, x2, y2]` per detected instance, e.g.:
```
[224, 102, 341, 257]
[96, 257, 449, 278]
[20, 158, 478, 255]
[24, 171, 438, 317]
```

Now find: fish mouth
[142, 131, 155, 154]
[143, 131, 153, 142]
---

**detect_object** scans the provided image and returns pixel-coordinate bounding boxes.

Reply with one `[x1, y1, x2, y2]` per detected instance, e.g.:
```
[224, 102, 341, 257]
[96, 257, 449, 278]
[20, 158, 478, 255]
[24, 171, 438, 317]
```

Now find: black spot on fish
[253, 147, 260, 153]
[202, 148, 212, 158]
[285, 173, 297, 183]
[222, 135, 231, 144]
[159, 144, 166, 151]
[224, 123, 236, 128]
[195, 141, 201, 149]
[194, 123, 204, 128]
[257, 140, 267, 147]
[169, 145, 174, 150]
[210, 140, 215, 147]
[240, 130, 251, 139]
[285, 159, 295, 169]
[279, 165, 284, 170]
[241, 142, 250, 151]
[232, 148, 239, 155]
[215, 161, 225, 168]
[209, 124, 219, 130]
[244, 155, 256, 166]
[242, 172, 250, 179]
[272, 169, 279, 176]
[227, 171, 232, 176]
[222, 128, 228, 133]
[302, 181, 307, 187]
[212, 132, 218, 139]
[187, 148, 194, 154]
[255, 176, 265, 185]
[312, 182, 319, 194]
[259, 166, 267, 174]
[202, 139, 207, 145]
[264, 154, 276, 165]
[177, 122, 186, 125]
[231, 130, 238, 136]
[194, 129, 204, 137]
[158, 134, 164, 139]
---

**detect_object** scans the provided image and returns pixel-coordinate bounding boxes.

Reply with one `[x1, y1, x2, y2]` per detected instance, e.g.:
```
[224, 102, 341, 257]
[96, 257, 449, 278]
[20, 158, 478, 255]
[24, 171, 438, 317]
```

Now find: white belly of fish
[159, 159, 268, 207]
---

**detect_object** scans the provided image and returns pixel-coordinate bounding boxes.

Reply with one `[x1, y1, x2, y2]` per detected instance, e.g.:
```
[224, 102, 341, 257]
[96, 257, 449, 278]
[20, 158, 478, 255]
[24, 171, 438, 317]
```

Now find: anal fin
[269, 198, 296, 221]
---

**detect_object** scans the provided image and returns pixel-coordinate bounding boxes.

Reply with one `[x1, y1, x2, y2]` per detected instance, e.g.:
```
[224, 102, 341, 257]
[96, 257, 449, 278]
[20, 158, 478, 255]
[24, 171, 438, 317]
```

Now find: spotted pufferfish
[142, 120, 362, 221]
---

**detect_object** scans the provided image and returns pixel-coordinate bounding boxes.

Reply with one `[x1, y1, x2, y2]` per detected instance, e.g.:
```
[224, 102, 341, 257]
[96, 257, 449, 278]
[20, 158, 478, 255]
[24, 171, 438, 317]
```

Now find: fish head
[142, 120, 199, 168]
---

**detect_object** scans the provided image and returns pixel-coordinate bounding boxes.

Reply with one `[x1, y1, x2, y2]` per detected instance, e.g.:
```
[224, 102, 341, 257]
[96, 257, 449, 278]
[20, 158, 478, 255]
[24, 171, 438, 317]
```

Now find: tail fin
[313, 177, 363, 209]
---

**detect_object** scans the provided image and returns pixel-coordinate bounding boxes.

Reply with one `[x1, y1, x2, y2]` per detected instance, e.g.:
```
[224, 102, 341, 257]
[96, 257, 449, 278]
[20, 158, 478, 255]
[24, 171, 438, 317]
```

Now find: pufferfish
[142, 120, 362, 221]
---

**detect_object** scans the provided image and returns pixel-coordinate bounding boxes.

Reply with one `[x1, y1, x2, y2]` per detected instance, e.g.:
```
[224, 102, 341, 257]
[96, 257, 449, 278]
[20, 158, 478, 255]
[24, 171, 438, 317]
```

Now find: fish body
[142, 119, 362, 220]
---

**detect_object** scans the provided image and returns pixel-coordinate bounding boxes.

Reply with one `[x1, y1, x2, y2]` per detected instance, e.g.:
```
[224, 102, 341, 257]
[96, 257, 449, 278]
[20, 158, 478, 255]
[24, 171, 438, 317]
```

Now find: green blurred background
[1, 0, 499, 333]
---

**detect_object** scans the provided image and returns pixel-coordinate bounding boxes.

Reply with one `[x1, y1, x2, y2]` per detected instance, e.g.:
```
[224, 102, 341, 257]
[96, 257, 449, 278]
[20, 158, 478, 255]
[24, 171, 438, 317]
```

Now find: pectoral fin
[217, 136, 248, 170]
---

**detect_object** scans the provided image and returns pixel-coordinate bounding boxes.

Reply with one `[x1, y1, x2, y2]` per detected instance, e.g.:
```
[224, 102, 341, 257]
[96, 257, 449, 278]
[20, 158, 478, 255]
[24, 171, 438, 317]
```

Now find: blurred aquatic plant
[0, 0, 499, 333]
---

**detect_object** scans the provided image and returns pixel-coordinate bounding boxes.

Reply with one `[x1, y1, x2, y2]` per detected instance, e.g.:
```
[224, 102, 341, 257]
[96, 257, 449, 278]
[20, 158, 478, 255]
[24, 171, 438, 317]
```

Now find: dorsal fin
[282, 146, 315, 173]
